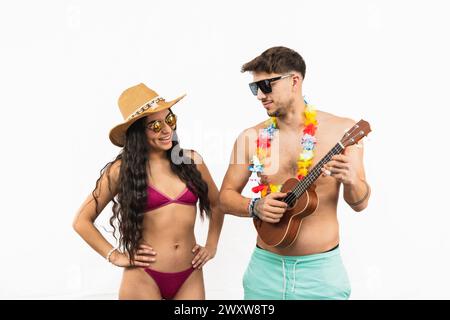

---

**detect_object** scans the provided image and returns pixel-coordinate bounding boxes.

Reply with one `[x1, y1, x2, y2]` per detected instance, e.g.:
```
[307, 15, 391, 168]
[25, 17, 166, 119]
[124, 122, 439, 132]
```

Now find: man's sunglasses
[248, 74, 294, 96]
[146, 112, 177, 133]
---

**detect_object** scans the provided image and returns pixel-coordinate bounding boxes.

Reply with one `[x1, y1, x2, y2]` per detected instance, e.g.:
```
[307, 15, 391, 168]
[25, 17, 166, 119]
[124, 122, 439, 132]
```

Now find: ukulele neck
[290, 142, 344, 199]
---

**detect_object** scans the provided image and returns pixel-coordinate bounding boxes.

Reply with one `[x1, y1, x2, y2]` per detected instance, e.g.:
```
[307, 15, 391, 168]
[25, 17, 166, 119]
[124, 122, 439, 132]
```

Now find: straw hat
[109, 83, 185, 147]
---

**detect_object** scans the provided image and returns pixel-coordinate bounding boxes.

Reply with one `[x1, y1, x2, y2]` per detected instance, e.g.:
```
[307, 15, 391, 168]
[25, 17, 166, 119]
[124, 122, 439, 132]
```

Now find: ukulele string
[283, 144, 343, 204]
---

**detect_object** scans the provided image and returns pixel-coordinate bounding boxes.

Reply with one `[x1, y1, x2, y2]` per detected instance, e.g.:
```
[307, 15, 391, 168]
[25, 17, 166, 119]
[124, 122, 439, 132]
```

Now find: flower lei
[248, 101, 318, 198]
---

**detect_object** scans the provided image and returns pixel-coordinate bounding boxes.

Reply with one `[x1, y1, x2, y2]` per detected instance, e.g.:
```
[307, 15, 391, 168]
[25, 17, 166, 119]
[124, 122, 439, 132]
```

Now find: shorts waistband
[253, 244, 341, 264]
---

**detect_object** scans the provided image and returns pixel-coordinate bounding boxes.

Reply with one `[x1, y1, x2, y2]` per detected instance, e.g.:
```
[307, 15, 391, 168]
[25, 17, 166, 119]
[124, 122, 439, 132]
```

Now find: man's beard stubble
[267, 109, 282, 117]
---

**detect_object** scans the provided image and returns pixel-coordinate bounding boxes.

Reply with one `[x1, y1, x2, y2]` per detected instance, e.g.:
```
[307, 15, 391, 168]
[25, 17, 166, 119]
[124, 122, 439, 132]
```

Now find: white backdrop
[1, 0, 449, 299]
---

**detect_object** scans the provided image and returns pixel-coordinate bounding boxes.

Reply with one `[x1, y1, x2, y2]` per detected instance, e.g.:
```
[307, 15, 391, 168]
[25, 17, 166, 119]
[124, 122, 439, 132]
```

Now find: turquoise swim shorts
[243, 245, 351, 300]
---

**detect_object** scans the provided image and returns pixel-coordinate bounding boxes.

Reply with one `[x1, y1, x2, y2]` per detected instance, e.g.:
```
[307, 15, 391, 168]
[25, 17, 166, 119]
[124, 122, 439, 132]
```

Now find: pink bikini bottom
[143, 266, 195, 299]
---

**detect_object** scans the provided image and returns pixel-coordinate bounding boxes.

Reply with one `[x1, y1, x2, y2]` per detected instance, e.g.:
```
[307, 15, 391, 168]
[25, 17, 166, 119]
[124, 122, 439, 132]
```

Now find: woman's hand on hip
[191, 244, 216, 269]
[110, 244, 157, 267]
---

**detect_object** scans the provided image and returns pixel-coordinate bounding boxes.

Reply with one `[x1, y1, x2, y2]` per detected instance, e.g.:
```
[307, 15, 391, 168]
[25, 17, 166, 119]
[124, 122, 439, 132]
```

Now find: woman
[73, 83, 224, 299]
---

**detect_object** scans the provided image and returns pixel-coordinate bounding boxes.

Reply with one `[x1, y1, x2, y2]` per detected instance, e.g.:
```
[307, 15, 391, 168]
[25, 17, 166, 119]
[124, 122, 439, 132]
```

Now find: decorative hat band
[126, 96, 166, 121]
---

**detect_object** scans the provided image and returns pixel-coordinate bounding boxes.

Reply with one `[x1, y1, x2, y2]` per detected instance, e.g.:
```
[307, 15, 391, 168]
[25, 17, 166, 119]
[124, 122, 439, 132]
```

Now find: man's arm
[322, 122, 371, 212]
[342, 140, 370, 212]
[219, 130, 254, 217]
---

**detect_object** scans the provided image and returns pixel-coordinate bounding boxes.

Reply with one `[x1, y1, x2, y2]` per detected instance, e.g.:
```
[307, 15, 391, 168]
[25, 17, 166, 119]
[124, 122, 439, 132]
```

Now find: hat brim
[109, 94, 185, 147]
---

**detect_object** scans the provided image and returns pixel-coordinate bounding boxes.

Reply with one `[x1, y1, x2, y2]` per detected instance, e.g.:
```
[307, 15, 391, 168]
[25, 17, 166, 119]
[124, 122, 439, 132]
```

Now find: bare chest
[260, 127, 341, 185]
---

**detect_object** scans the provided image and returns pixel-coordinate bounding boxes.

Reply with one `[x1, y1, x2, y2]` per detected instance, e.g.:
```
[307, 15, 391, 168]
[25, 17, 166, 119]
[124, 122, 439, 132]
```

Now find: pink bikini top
[145, 184, 198, 211]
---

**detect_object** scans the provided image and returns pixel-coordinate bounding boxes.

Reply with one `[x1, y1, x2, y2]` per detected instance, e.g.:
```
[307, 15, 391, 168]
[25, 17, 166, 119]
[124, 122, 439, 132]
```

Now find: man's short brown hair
[241, 46, 306, 79]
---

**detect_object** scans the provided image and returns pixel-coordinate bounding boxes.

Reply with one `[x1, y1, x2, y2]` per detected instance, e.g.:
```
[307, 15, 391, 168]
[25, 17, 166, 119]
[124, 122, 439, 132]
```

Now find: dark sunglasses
[248, 74, 294, 96]
[146, 112, 177, 133]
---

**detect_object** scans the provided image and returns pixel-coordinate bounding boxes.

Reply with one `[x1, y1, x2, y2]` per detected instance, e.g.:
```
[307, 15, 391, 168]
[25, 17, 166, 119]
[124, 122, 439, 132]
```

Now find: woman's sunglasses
[248, 74, 293, 96]
[146, 112, 177, 133]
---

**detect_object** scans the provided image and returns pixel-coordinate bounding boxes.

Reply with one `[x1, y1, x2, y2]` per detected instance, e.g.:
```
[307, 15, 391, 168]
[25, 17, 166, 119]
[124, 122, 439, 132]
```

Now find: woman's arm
[190, 150, 225, 269]
[72, 160, 155, 267]
[73, 160, 121, 260]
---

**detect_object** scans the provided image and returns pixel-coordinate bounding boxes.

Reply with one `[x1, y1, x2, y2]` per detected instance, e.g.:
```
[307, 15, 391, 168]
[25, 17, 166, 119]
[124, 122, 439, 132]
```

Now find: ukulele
[253, 119, 371, 248]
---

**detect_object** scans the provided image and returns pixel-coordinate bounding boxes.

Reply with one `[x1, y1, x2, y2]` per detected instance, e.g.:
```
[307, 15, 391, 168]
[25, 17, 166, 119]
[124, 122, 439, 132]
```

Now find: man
[219, 46, 370, 300]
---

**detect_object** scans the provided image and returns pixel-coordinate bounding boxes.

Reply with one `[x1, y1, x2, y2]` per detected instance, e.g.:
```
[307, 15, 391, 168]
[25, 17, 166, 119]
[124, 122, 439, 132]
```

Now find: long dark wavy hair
[92, 112, 211, 264]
